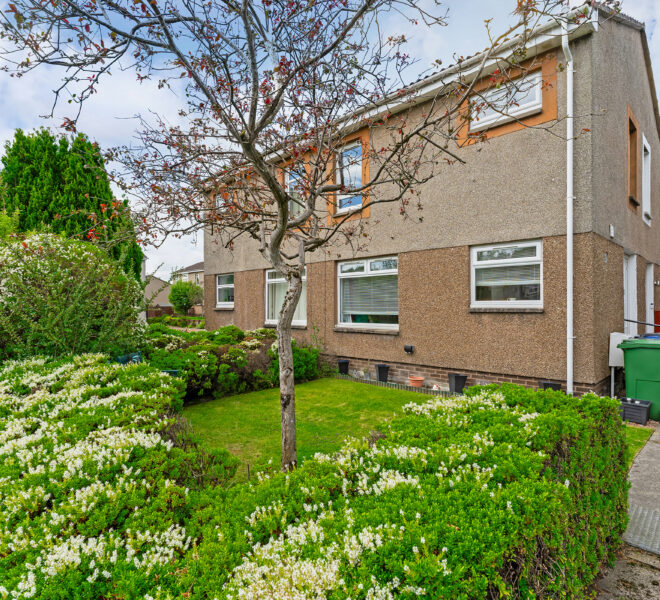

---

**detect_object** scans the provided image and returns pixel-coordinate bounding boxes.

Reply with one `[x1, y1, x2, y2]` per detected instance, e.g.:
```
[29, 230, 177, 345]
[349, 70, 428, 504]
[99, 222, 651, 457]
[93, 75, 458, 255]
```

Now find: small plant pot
[620, 398, 651, 426]
[408, 375, 424, 388]
[337, 359, 349, 375]
[448, 373, 467, 394]
[376, 364, 389, 383]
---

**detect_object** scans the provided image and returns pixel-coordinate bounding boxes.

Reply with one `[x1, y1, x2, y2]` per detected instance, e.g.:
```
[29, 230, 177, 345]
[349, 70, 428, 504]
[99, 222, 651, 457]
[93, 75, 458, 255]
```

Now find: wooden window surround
[628, 106, 640, 212]
[457, 52, 558, 145]
[327, 128, 370, 224]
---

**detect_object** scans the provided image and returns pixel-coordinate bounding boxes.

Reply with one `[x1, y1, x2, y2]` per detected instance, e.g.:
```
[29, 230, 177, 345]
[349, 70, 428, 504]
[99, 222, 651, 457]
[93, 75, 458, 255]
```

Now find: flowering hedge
[1, 357, 627, 599]
[177, 385, 627, 599]
[0, 354, 237, 599]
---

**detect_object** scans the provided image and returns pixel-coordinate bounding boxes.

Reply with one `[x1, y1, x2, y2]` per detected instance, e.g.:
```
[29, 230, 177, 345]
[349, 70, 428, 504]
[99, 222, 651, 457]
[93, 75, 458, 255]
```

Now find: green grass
[625, 424, 654, 468]
[183, 378, 423, 480]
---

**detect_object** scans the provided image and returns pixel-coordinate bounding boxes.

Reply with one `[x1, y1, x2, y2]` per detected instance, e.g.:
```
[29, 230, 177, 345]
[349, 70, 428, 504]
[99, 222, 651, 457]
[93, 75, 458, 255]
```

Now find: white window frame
[337, 256, 399, 330]
[470, 240, 543, 309]
[216, 274, 235, 309]
[335, 141, 363, 215]
[642, 133, 652, 226]
[285, 168, 305, 217]
[265, 269, 307, 327]
[469, 71, 543, 133]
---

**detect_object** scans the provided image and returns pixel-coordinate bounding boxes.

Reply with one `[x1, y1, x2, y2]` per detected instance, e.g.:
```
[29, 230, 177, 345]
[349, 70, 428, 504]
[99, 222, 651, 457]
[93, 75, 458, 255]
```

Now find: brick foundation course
[324, 354, 611, 396]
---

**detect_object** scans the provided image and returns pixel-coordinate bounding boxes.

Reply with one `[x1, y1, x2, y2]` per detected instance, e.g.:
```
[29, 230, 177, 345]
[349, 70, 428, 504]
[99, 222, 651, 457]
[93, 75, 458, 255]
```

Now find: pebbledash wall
[204, 13, 660, 394]
[205, 232, 657, 394]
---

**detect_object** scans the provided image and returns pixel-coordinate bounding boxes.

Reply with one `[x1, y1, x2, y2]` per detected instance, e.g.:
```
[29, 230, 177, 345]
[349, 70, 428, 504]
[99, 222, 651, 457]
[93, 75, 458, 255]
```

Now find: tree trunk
[276, 270, 303, 471]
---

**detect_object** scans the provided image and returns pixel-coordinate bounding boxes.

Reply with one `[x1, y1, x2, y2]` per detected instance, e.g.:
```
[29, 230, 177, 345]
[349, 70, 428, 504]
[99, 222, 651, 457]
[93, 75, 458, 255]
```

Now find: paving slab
[625, 424, 660, 555]
[628, 425, 660, 510]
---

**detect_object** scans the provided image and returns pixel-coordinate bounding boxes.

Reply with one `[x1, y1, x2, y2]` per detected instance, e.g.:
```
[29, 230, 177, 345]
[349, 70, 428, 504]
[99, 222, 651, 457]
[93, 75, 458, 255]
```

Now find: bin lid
[618, 337, 660, 349]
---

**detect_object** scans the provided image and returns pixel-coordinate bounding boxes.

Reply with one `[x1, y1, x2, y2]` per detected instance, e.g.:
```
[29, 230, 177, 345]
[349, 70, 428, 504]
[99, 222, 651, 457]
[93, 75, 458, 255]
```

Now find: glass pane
[337, 144, 362, 210]
[476, 74, 540, 121]
[267, 280, 307, 322]
[267, 271, 283, 281]
[340, 262, 365, 274]
[287, 168, 305, 216]
[475, 264, 540, 302]
[369, 258, 397, 272]
[217, 274, 234, 286]
[339, 194, 362, 210]
[217, 287, 234, 303]
[340, 274, 398, 324]
[476, 245, 537, 262]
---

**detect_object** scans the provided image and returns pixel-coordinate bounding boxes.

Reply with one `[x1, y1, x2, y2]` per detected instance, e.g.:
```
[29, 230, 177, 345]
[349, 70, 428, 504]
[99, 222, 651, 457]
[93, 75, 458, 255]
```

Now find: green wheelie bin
[618, 336, 660, 420]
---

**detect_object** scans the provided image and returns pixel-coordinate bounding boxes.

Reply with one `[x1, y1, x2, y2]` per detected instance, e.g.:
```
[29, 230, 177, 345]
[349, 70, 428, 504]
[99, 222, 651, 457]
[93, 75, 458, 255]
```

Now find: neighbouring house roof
[145, 275, 172, 307]
[173, 261, 204, 275]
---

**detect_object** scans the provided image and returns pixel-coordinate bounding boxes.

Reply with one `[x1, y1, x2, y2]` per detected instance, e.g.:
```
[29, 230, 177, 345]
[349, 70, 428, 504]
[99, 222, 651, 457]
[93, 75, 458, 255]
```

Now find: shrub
[169, 280, 203, 314]
[268, 339, 320, 384]
[0, 354, 237, 599]
[177, 385, 627, 599]
[0, 234, 144, 360]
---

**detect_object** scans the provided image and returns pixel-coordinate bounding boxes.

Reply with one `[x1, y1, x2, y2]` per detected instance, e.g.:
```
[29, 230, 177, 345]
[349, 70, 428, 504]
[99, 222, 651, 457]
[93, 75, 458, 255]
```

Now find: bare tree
[0, 0, 615, 470]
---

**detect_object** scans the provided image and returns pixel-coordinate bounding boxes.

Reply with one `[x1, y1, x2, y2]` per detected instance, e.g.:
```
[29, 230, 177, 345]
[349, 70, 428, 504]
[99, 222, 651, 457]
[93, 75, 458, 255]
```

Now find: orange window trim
[327, 128, 371, 225]
[456, 52, 558, 145]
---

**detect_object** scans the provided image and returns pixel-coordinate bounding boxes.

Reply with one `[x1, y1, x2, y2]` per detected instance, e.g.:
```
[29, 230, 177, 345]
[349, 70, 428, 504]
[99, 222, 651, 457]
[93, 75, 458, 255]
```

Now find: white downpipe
[562, 19, 575, 395]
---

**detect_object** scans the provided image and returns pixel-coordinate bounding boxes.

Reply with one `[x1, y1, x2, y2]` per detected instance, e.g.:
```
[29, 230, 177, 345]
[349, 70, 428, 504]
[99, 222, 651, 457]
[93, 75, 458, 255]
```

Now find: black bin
[620, 398, 651, 426]
[449, 373, 467, 394]
[376, 364, 389, 383]
[337, 359, 349, 375]
[540, 381, 562, 391]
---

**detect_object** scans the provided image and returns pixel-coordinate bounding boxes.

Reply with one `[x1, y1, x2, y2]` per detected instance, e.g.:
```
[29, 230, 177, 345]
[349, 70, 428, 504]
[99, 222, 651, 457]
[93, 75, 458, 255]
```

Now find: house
[144, 275, 173, 317]
[172, 261, 205, 286]
[203, 6, 660, 395]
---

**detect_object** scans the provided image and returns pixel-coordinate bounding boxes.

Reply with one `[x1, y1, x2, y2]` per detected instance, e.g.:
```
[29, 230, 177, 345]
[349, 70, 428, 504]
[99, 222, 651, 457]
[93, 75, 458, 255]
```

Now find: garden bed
[1, 357, 629, 599]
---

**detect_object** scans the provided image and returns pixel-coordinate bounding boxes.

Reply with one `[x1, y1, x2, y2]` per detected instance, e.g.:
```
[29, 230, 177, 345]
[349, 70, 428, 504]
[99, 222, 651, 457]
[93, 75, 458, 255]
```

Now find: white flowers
[0, 355, 190, 599]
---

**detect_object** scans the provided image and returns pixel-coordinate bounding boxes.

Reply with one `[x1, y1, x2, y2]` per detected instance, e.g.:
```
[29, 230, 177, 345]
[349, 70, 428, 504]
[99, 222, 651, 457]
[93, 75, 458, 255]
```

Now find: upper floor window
[338, 257, 398, 329]
[285, 166, 305, 217]
[336, 142, 363, 213]
[265, 269, 307, 326]
[628, 114, 639, 211]
[216, 274, 234, 308]
[471, 240, 542, 308]
[469, 71, 543, 132]
[642, 133, 652, 225]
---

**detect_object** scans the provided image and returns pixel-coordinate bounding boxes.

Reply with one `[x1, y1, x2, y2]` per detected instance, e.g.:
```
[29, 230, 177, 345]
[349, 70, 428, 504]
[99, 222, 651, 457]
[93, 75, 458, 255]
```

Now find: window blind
[475, 264, 540, 287]
[341, 275, 398, 315]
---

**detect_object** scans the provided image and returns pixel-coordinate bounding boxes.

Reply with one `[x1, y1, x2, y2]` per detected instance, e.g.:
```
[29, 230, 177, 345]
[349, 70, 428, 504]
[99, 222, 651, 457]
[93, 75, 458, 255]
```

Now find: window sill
[264, 322, 308, 330]
[333, 326, 399, 335]
[214, 304, 234, 311]
[469, 307, 544, 314]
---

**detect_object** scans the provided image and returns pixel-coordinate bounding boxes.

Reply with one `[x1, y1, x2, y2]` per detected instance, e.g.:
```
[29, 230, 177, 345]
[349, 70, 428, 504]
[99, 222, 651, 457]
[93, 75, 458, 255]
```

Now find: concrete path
[625, 425, 660, 554]
[595, 424, 660, 599]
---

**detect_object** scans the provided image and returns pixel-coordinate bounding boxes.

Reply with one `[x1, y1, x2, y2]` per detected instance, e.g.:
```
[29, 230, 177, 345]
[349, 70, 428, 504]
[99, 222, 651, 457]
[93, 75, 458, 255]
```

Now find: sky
[0, 0, 657, 279]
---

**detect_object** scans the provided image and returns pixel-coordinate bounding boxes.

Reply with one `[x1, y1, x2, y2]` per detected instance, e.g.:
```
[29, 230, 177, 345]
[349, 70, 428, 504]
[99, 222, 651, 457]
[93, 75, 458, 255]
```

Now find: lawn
[183, 378, 423, 480]
[625, 424, 654, 468]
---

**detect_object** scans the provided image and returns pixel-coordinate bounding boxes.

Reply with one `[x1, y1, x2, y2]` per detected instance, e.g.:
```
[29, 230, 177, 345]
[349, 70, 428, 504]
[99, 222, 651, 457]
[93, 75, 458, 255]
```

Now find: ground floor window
[471, 240, 542, 308]
[338, 257, 398, 328]
[265, 269, 307, 326]
[216, 274, 234, 308]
